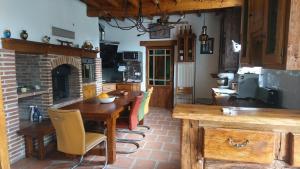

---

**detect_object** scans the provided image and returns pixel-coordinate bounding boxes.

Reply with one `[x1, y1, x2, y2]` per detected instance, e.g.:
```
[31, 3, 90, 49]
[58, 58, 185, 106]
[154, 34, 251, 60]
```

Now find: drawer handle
[227, 137, 249, 148]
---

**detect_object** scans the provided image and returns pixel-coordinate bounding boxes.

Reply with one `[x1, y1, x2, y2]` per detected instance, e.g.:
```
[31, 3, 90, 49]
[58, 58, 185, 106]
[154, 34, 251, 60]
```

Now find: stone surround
[0, 49, 102, 163]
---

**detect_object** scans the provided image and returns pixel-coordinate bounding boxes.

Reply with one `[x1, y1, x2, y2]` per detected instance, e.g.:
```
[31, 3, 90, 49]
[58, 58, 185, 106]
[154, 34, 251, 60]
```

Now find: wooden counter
[172, 104, 300, 169]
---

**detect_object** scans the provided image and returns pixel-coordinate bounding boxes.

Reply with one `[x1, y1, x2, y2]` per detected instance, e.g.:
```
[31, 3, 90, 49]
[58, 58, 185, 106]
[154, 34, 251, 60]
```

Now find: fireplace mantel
[1, 38, 98, 58]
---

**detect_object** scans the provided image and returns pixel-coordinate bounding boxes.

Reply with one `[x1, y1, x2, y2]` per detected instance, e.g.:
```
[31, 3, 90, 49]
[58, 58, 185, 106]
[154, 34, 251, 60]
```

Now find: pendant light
[199, 13, 209, 45]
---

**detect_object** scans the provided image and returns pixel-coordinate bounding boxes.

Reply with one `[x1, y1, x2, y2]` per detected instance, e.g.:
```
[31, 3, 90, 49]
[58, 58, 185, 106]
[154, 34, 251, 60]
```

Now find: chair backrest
[138, 87, 153, 121]
[143, 87, 153, 116]
[48, 108, 85, 155]
[129, 94, 143, 130]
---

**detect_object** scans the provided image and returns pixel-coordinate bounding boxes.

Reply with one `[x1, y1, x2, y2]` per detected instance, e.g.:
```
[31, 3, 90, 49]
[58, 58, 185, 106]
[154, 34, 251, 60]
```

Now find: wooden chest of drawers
[204, 128, 275, 164]
[102, 83, 116, 93]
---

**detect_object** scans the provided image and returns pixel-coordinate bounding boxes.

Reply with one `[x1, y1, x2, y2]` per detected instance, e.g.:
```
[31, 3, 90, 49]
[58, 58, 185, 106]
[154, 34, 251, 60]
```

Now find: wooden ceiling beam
[128, 0, 139, 8]
[84, 0, 101, 8]
[104, 0, 120, 8]
[87, 0, 243, 17]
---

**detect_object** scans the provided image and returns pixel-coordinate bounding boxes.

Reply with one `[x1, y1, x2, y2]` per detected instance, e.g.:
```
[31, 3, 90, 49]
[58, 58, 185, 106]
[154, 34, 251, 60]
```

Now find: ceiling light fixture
[199, 13, 209, 45]
[101, 0, 185, 36]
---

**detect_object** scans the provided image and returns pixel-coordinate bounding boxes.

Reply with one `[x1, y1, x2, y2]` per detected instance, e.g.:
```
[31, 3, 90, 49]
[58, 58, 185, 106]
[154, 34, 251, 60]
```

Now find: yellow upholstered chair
[143, 87, 153, 116]
[48, 108, 107, 169]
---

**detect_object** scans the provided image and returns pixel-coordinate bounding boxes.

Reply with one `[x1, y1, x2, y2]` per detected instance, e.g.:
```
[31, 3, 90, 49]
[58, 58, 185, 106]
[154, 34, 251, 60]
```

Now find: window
[148, 48, 172, 86]
[82, 58, 95, 83]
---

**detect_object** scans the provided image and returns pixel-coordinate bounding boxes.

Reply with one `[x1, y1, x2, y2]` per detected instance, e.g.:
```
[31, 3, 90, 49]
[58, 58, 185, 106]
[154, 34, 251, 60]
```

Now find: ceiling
[82, 0, 243, 19]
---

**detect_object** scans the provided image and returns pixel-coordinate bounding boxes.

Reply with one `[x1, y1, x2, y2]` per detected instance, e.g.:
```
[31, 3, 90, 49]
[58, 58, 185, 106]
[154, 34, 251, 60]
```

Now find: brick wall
[0, 49, 24, 163]
[0, 49, 102, 163]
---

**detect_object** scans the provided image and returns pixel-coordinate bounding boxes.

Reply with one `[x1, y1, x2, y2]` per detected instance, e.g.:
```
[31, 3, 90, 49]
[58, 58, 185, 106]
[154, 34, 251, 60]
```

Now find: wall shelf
[1, 38, 98, 58]
[18, 90, 48, 99]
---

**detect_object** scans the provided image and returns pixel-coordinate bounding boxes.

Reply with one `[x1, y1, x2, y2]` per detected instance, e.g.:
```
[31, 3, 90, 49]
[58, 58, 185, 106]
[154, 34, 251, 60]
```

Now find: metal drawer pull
[227, 137, 249, 148]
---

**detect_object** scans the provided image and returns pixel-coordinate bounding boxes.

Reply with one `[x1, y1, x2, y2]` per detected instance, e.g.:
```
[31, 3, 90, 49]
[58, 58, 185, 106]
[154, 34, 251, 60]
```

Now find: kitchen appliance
[257, 87, 279, 106]
[237, 73, 259, 99]
[121, 51, 142, 61]
[217, 73, 234, 88]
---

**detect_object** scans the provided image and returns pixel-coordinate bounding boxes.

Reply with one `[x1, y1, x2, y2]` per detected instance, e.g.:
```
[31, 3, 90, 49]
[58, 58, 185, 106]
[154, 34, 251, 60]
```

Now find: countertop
[172, 104, 300, 132]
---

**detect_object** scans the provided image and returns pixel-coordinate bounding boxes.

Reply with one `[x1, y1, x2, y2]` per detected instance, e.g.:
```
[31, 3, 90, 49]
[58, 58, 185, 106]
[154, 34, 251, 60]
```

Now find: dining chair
[48, 108, 108, 169]
[116, 94, 145, 154]
[137, 87, 153, 131]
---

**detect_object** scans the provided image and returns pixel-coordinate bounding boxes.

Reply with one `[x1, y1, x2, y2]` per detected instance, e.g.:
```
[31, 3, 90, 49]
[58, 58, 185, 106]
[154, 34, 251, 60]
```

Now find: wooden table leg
[106, 117, 117, 164]
[25, 136, 33, 158]
[37, 136, 46, 160]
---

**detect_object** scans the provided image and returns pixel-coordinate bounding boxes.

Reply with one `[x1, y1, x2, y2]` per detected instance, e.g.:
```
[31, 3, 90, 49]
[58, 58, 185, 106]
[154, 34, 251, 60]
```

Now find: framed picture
[200, 38, 214, 54]
[149, 23, 171, 39]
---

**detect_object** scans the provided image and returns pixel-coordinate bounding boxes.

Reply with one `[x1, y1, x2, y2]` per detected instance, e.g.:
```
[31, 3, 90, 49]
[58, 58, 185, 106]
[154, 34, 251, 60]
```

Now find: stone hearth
[0, 49, 102, 163]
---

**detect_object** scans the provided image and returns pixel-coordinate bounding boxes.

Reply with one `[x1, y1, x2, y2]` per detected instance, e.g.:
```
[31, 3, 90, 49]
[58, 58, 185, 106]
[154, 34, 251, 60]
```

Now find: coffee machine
[217, 73, 234, 88]
[237, 73, 259, 98]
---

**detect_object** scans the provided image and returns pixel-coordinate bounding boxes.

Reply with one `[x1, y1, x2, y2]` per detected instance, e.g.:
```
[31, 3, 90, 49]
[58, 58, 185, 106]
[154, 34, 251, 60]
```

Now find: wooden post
[0, 77, 10, 169]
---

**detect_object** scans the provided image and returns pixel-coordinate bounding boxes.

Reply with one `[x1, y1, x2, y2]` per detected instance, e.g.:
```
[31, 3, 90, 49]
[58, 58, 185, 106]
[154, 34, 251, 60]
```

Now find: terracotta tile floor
[11, 107, 181, 169]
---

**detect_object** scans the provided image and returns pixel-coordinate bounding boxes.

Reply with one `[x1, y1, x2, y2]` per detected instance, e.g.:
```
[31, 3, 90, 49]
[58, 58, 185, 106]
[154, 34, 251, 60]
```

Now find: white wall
[262, 69, 300, 109]
[0, 0, 99, 48]
[100, 13, 221, 98]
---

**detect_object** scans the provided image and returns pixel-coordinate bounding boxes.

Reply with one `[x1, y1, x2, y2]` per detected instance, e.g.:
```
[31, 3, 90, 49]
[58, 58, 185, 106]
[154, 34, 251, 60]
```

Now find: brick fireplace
[0, 49, 101, 163]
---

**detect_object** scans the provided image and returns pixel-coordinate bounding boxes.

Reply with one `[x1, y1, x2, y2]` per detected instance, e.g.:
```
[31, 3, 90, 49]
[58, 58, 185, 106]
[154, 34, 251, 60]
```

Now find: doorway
[146, 46, 174, 109]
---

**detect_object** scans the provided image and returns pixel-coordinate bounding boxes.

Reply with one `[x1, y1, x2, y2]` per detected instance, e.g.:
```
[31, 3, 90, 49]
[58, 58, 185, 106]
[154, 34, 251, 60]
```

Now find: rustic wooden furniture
[61, 91, 141, 164]
[0, 76, 10, 169]
[102, 83, 116, 93]
[17, 120, 55, 160]
[241, 0, 300, 70]
[1, 38, 98, 58]
[177, 26, 196, 62]
[173, 104, 300, 169]
[116, 83, 141, 92]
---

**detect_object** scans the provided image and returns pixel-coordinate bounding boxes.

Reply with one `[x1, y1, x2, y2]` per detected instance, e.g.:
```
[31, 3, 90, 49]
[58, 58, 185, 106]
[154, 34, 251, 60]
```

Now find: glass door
[148, 48, 172, 86]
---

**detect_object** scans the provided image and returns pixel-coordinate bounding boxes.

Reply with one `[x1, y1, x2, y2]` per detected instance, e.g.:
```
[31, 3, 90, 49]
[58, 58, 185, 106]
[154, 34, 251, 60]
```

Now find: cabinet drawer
[116, 84, 132, 91]
[204, 128, 275, 164]
[292, 134, 300, 166]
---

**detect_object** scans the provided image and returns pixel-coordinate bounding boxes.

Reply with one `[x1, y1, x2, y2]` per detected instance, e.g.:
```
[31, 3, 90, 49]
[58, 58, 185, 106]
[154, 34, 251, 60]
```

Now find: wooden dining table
[61, 90, 142, 164]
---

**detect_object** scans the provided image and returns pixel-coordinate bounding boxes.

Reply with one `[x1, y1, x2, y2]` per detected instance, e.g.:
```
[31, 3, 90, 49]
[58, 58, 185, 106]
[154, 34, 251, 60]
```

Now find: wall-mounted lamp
[199, 14, 209, 45]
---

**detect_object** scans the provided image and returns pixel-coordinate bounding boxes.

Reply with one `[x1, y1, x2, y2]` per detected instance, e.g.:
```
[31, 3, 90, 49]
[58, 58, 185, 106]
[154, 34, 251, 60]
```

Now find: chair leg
[103, 139, 108, 169]
[116, 139, 140, 154]
[116, 128, 145, 142]
[70, 155, 84, 169]
[137, 125, 151, 132]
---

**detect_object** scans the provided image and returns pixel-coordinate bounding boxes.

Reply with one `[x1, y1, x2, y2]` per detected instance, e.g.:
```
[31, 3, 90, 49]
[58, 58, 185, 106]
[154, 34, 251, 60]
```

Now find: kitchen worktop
[173, 104, 300, 169]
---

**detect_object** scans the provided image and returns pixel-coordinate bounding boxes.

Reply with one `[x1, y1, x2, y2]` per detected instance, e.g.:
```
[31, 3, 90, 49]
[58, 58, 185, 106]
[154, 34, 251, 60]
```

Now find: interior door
[146, 47, 174, 109]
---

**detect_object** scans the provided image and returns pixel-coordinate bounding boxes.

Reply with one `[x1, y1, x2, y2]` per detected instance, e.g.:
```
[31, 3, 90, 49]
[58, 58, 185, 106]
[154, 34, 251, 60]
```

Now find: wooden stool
[17, 120, 55, 160]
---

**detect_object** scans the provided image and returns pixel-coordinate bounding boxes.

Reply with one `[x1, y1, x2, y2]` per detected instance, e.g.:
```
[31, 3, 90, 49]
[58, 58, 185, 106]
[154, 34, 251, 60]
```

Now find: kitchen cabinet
[219, 8, 241, 72]
[177, 26, 196, 62]
[102, 83, 116, 93]
[116, 83, 140, 92]
[242, 0, 300, 70]
[173, 104, 300, 169]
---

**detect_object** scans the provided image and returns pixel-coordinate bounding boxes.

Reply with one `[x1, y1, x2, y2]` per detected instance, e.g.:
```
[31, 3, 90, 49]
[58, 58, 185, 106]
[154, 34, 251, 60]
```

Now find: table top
[173, 104, 300, 132]
[61, 91, 141, 120]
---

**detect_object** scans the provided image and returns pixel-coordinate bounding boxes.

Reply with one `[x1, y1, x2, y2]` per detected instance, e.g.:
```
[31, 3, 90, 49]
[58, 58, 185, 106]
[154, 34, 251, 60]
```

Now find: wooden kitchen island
[172, 104, 300, 169]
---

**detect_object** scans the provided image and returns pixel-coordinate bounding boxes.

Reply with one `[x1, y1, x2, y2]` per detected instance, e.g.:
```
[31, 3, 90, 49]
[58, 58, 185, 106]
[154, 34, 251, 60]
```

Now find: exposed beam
[104, 0, 120, 8]
[176, 0, 181, 3]
[87, 0, 243, 17]
[128, 0, 139, 8]
[84, 0, 101, 8]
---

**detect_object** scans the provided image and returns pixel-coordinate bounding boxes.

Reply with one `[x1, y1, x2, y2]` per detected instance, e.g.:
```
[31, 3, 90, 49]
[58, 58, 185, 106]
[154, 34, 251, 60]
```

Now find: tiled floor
[11, 107, 181, 169]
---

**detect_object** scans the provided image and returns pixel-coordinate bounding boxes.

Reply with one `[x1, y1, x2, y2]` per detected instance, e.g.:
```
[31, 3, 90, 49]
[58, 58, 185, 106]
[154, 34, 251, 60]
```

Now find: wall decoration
[149, 23, 171, 39]
[200, 38, 214, 54]
[20, 30, 28, 40]
[3, 29, 11, 38]
[42, 36, 50, 43]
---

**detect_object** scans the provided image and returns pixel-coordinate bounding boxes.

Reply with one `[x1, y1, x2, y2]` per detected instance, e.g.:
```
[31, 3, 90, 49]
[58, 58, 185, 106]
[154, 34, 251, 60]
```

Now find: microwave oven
[121, 51, 142, 61]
